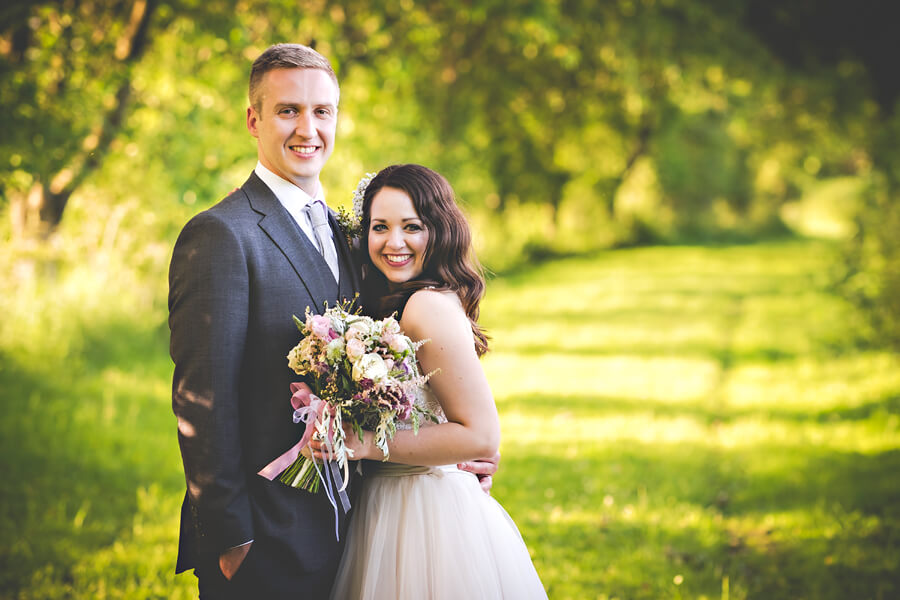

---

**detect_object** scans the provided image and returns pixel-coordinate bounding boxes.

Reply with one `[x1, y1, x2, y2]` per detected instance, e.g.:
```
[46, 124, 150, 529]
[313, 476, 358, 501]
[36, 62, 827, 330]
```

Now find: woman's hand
[308, 424, 376, 462]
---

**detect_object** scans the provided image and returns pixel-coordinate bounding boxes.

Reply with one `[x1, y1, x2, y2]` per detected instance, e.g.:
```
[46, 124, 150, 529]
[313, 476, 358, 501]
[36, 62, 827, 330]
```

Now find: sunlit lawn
[481, 239, 900, 599]
[1, 239, 899, 598]
[484, 243, 900, 599]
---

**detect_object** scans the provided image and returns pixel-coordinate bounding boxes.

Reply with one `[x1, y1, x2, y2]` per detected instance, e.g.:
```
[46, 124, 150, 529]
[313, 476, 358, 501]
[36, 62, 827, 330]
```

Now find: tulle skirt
[330, 463, 548, 599]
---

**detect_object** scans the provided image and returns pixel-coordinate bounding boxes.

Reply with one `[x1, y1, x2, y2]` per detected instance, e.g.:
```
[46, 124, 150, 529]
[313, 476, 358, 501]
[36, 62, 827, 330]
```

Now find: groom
[169, 44, 498, 598]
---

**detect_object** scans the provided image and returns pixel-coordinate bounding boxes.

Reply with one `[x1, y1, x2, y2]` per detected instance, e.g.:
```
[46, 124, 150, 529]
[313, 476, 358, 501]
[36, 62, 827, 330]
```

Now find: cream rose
[345, 319, 371, 340]
[352, 353, 388, 383]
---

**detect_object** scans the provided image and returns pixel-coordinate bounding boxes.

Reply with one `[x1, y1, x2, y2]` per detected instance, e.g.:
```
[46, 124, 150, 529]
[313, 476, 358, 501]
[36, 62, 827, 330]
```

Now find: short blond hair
[249, 43, 339, 112]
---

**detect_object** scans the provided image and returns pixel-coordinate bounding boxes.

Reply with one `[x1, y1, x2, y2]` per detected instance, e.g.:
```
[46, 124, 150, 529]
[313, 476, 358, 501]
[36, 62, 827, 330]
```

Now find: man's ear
[247, 106, 260, 137]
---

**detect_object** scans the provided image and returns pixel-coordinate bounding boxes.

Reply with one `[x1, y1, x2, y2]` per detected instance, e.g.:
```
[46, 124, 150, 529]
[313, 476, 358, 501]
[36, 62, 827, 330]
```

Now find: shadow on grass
[727, 447, 900, 518]
[488, 232, 818, 281]
[496, 441, 740, 522]
[813, 394, 900, 422]
[0, 318, 179, 594]
[500, 343, 802, 365]
[496, 443, 900, 599]
[501, 389, 900, 429]
[498, 411, 900, 520]
[722, 511, 900, 600]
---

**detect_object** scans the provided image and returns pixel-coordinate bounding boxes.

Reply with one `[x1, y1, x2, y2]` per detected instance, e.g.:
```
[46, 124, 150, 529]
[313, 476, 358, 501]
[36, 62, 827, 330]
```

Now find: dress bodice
[397, 384, 446, 430]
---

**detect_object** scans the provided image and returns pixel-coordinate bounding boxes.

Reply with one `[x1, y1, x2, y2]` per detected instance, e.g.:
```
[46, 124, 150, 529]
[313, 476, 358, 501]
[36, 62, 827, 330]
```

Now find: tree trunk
[598, 122, 652, 221]
[8, 183, 57, 240]
[20, 0, 157, 238]
[547, 171, 570, 237]
[36, 185, 72, 236]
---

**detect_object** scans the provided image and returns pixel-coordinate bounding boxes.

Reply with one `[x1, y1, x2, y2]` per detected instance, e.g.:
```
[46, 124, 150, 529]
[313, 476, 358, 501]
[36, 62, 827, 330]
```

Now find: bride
[311, 164, 547, 599]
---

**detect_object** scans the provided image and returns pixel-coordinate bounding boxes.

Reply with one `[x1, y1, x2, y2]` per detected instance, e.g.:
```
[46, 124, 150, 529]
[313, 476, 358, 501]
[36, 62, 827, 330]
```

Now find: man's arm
[169, 212, 254, 564]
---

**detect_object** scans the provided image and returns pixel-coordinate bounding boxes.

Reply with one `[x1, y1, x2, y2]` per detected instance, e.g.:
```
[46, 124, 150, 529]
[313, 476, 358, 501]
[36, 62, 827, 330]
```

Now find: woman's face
[367, 186, 429, 288]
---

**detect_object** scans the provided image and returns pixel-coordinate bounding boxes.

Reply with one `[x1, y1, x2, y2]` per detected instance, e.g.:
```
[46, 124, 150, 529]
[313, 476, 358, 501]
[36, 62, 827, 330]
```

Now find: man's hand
[458, 450, 501, 495]
[219, 542, 252, 580]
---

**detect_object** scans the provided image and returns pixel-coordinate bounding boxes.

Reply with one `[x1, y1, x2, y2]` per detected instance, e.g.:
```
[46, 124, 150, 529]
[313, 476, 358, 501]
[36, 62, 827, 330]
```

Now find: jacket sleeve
[169, 210, 254, 556]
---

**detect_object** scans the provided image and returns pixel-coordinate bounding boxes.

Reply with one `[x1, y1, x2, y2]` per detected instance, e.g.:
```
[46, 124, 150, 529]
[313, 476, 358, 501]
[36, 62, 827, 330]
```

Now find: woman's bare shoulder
[401, 289, 466, 337]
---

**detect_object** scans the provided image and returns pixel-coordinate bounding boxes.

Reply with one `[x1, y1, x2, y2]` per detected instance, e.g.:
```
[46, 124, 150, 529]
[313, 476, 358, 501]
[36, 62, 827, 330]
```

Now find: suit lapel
[243, 172, 336, 314]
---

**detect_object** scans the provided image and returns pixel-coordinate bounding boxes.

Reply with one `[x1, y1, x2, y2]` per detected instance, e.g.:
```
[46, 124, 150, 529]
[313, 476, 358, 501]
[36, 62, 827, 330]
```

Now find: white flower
[352, 352, 388, 383]
[345, 320, 371, 340]
[328, 314, 346, 336]
[287, 344, 307, 375]
[352, 172, 378, 223]
[326, 337, 345, 362]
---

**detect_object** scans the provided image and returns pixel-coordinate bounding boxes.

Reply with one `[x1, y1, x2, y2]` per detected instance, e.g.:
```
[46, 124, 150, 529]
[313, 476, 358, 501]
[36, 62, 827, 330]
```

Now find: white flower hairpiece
[352, 172, 377, 221]
[337, 171, 378, 242]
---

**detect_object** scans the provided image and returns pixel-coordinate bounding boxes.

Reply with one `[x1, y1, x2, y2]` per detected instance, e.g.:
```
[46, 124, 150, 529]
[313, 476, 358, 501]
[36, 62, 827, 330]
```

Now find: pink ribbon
[257, 382, 326, 480]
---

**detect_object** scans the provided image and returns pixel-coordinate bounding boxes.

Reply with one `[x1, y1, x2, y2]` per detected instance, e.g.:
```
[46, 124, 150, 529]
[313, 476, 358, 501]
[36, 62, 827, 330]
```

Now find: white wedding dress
[329, 388, 548, 599]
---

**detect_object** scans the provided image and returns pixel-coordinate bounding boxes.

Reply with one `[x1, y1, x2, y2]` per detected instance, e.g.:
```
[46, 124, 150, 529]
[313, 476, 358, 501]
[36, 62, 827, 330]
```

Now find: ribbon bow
[257, 382, 326, 481]
[257, 382, 352, 540]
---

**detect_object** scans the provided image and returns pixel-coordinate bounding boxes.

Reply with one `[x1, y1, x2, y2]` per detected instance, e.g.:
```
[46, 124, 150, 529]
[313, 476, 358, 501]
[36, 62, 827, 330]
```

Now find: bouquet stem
[278, 456, 321, 492]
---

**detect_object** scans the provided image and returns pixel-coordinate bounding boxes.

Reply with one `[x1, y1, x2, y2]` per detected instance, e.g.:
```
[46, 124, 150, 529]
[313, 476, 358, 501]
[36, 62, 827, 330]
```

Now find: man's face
[247, 68, 338, 195]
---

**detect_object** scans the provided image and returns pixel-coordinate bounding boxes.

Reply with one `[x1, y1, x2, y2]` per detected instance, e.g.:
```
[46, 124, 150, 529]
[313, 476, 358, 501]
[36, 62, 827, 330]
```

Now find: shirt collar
[254, 161, 324, 209]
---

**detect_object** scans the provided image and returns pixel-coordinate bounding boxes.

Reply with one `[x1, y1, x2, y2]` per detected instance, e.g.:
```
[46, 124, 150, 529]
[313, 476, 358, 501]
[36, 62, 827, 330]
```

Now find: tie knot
[307, 200, 328, 228]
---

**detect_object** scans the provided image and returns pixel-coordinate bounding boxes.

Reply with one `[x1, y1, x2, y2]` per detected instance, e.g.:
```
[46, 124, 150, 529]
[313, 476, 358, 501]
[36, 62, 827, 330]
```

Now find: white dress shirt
[254, 161, 335, 252]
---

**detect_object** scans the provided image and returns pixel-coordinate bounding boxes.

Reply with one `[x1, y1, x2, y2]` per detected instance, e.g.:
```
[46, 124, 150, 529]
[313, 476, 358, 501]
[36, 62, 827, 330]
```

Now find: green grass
[481, 239, 900, 599]
[2, 239, 899, 598]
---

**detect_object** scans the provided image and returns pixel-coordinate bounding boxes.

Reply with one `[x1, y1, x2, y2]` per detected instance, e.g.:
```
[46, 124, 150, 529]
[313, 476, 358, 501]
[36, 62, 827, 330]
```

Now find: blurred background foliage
[1, 0, 898, 346]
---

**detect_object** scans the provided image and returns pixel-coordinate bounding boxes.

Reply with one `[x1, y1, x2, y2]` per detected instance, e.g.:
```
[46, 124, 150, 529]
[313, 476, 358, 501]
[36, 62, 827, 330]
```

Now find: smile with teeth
[384, 254, 412, 265]
[290, 145, 317, 155]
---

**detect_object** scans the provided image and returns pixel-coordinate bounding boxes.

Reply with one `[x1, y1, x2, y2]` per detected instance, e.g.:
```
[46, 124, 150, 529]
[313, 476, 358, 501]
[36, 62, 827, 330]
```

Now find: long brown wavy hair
[358, 164, 489, 356]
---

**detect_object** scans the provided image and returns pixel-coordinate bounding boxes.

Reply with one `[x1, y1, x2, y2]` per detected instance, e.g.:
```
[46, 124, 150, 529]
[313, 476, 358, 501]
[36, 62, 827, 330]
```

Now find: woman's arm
[317, 289, 501, 465]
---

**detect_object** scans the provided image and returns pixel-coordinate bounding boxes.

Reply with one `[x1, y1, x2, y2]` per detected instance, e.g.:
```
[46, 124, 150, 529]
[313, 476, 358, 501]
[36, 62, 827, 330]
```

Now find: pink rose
[389, 335, 408, 353]
[346, 337, 366, 361]
[309, 315, 332, 340]
[382, 318, 400, 335]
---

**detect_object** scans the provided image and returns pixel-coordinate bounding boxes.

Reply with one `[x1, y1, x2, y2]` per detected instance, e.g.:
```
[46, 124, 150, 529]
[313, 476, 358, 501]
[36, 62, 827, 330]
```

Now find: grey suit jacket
[168, 172, 358, 597]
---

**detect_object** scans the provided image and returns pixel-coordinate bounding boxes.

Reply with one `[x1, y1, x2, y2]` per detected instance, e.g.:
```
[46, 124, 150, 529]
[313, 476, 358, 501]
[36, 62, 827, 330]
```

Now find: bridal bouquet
[258, 303, 435, 496]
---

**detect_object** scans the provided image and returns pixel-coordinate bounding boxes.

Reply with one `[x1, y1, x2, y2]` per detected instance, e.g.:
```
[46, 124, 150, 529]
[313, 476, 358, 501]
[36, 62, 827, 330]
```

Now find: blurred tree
[2, 0, 897, 279]
[0, 0, 158, 238]
[654, 109, 751, 233]
[326, 0, 788, 236]
[743, 0, 900, 348]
